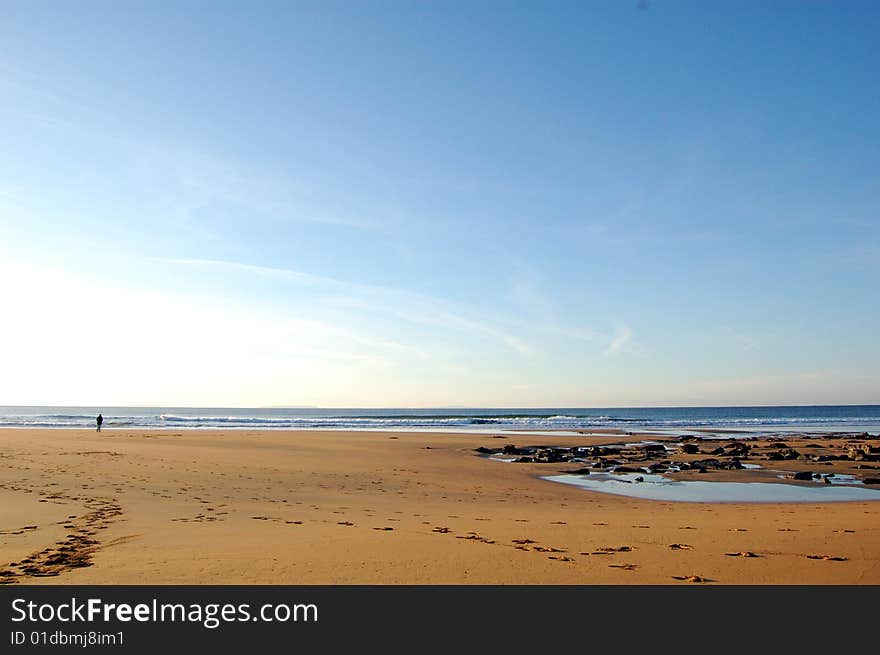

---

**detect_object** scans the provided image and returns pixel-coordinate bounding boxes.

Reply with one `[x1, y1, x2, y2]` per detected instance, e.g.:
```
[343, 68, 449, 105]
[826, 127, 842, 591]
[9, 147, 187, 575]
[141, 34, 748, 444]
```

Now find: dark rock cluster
[474, 431, 880, 485]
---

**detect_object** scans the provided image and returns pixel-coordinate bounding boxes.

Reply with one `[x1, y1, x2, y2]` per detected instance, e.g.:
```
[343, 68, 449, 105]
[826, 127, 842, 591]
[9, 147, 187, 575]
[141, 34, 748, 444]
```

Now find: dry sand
[1, 427, 878, 585]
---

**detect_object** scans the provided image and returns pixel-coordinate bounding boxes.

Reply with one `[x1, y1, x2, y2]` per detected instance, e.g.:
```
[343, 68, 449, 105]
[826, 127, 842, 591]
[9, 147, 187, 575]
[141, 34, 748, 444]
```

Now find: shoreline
[1, 427, 879, 585]
[4, 405, 879, 436]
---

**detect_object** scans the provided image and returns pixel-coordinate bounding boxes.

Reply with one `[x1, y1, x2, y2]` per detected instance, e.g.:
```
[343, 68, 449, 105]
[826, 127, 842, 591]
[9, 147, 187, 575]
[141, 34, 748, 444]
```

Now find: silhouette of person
[96, 413, 104, 432]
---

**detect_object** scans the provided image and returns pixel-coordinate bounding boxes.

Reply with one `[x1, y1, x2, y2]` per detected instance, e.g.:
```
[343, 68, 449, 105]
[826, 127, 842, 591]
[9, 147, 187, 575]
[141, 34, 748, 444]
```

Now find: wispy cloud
[1, 65, 387, 236]
[604, 324, 633, 356]
[505, 268, 604, 345]
[541, 324, 603, 342]
[132, 144, 384, 232]
[169, 256, 637, 359]
[393, 306, 532, 355]
[277, 317, 431, 361]
[0, 62, 112, 127]
[168, 258, 329, 285]
[169, 257, 536, 354]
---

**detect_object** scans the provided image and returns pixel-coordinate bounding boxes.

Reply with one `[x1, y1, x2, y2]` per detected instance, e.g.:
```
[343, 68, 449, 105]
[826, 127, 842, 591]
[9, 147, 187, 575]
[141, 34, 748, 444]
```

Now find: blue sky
[0, 1, 877, 407]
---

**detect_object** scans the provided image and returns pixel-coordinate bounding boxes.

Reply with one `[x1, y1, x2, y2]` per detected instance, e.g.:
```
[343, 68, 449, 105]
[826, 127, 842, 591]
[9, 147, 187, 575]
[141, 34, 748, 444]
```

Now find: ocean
[1, 405, 879, 433]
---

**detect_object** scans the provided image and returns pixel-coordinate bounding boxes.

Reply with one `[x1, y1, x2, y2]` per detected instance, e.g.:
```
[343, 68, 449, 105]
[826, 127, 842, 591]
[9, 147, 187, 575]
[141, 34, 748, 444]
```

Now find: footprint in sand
[512, 538, 536, 545]
[672, 575, 713, 583]
[0, 525, 38, 536]
[337, 521, 354, 526]
[455, 533, 494, 544]
[432, 527, 451, 534]
[591, 546, 633, 554]
[608, 563, 637, 571]
[725, 551, 760, 557]
[668, 543, 693, 550]
[806, 554, 848, 561]
[548, 556, 573, 562]
[373, 527, 394, 531]
[533, 546, 566, 553]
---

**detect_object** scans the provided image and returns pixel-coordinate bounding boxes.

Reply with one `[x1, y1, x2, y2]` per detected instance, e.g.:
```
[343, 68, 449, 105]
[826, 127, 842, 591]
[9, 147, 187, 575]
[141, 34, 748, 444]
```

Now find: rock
[724, 442, 750, 456]
[474, 447, 496, 454]
[862, 478, 880, 484]
[679, 444, 700, 454]
[788, 471, 814, 481]
[710, 447, 726, 455]
[643, 444, 666, 454]
[536, 449, 567, 463]
[570, 468, 592, 475]
[847, 444, 880, 461]
[614, 466, 646, 474]
[768, 449, 800, 460]
[514, 456, 534, 463]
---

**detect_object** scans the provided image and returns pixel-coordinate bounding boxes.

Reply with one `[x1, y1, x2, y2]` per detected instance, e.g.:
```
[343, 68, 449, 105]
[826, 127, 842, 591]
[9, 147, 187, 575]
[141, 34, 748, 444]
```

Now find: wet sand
[1, 427, 879, 584]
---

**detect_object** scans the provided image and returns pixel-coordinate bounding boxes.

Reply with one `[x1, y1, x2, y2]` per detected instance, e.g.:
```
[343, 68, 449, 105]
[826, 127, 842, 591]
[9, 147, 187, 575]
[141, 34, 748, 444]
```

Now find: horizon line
[1, 403, 878, 410]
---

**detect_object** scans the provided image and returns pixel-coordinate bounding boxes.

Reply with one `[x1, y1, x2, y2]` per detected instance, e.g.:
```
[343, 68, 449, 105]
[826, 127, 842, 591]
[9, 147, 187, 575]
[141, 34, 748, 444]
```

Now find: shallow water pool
[543, 472, 880, 503]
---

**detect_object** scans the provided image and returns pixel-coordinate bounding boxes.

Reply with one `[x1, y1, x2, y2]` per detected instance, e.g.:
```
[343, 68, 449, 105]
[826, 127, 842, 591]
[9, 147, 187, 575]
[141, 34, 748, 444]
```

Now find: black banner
[1, 586, 876, 652]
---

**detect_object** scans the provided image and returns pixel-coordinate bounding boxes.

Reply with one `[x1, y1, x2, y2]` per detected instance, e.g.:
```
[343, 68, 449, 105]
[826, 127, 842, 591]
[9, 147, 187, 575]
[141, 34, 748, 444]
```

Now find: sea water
[1, 405, 879, 432]
[543, 472, 880, 503]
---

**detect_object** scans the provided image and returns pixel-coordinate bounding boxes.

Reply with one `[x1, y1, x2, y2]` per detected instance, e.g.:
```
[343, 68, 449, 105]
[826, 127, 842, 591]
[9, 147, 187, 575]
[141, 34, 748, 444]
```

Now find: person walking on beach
[96, 413, 103, 432]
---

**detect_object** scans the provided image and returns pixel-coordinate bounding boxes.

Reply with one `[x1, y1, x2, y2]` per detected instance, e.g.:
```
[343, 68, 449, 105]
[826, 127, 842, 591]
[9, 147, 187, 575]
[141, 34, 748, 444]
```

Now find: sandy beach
[1, 427, 879, 585]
